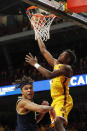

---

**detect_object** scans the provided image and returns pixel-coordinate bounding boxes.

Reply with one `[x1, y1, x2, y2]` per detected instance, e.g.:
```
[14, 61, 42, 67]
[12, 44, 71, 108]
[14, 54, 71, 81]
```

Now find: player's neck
[55, 60, 63, 65]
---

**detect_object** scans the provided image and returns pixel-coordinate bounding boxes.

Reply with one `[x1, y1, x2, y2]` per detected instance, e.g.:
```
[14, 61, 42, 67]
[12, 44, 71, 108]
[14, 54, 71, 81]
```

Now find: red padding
[67, 0, 87, 13]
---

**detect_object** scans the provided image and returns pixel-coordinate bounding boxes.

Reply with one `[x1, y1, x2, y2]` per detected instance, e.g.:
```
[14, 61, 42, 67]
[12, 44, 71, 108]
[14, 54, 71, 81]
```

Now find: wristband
[34, 63, 40, 69]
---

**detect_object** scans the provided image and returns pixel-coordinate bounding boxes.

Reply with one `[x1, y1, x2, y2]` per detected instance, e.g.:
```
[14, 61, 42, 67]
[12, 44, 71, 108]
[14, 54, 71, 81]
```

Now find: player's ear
[21, 88, 24, 95]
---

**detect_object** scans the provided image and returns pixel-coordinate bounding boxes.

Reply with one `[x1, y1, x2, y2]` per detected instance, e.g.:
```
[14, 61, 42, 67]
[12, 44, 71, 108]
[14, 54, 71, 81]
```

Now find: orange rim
[26, 6, 38, 15]
[26, 6, 56, 18]
[27, 6, 38, 11]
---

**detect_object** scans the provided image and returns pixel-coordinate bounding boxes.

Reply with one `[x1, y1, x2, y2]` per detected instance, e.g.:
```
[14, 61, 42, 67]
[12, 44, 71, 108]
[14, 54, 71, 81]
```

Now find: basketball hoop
[26, 6, 56, 41]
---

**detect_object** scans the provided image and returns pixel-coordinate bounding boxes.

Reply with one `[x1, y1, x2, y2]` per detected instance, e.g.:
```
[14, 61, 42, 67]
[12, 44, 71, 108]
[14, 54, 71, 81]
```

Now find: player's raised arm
[37, 38, 57, 67]
[25, 53, 73, 78]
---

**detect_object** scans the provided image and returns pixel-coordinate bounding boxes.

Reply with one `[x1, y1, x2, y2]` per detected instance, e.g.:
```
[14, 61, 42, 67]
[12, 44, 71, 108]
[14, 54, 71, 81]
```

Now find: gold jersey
[51, 64, 70, 99]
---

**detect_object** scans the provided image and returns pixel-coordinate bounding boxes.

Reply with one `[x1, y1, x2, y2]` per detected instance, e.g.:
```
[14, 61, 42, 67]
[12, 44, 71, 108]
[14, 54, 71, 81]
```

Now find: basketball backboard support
[22, 0, 87, 29]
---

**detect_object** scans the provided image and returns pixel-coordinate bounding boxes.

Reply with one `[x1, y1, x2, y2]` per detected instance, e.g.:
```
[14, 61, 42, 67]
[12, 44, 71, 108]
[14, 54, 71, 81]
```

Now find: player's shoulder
[17, 98, 27, 107]
[64, 64, 73, 77]
[64, 64, 72, 70]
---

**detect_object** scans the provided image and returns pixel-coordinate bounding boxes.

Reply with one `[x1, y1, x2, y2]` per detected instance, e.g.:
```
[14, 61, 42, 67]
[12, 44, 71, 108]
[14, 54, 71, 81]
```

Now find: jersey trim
[62, 77, 67, 118]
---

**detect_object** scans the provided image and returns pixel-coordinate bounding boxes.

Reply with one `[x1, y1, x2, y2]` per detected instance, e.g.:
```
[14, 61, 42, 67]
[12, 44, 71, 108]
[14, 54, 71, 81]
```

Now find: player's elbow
[45, 72, 53, 79]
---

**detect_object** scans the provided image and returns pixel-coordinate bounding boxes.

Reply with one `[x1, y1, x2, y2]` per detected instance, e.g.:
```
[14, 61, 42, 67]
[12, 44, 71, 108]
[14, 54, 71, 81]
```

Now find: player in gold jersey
[25, 38, 76, 131]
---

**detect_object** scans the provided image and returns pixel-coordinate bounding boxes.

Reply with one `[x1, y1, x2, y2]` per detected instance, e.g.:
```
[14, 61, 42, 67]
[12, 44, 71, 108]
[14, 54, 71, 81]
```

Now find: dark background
[0, 0, 87, 130]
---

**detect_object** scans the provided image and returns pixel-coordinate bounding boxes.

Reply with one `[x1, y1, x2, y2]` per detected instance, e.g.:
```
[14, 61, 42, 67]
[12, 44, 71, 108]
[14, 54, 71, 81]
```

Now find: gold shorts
[51, 95, 73, 125]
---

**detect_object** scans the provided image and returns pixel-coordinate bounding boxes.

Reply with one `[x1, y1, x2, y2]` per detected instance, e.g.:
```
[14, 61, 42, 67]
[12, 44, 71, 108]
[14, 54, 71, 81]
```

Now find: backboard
[22, 0, 87, 29]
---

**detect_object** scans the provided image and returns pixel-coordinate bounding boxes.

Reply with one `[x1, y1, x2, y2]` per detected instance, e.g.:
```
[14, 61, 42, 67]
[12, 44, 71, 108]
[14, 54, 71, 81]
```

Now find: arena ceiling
[0, 0, 28, 15]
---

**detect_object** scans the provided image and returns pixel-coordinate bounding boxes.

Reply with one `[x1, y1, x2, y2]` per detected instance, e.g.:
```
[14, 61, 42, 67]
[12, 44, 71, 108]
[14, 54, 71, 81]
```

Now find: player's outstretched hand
[25, 53, 38, 67]
[41, 101, 49, 106]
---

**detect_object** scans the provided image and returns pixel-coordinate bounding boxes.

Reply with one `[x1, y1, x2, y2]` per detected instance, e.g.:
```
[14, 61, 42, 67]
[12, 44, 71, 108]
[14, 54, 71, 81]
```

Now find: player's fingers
[25, 55, 32, 60]
[25, 59, 30, 63]
[25, 58, 29, 61]
[35, 56, 37, 60]
[25, 54, 31, 58]
[25, 58, 28, 62]
[25, 57, 31, 61]
[42, 101, 49, 105]
[25, 55, 29, 59]
[29, 53, 33, 58]
[25, 57, 29, 60]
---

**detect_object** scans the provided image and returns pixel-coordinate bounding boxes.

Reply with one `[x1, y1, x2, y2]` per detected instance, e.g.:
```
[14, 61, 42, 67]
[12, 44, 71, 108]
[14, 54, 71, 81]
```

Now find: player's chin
[27, 95, 33, 100]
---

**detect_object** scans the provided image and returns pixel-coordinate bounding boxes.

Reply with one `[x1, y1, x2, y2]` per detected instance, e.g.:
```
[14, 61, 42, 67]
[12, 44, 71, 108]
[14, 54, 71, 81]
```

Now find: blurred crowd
[0, 122, 87, 131]
[75, 56, 87, 74]
[0, 15, 63, 37]
[0, 18, 30, 37]
[0, 118, 87, 131]
[0, 54, 87, 86]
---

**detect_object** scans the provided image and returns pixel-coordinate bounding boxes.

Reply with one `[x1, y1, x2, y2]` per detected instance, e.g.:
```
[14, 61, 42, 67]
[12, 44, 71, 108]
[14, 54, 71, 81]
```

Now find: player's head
[58, 49, 76, 66]
[21, 83, 33, 100]
[14, 76, 34, 100]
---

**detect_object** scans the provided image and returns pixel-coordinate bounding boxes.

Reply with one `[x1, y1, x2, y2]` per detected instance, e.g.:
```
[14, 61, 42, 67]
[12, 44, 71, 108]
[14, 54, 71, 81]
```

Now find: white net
[27, 9, 56, 41]
[31, 14, 55, 41]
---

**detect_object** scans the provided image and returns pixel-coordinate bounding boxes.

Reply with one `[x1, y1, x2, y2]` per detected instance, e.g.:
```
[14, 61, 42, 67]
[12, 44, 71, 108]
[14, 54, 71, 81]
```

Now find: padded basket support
[67, 0, 87, 13]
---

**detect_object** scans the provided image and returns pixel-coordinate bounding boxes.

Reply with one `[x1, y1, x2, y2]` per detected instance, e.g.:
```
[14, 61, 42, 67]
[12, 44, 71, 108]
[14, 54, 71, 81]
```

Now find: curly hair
[13, 76, 33, 89]
[64, 49, 76, 66]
